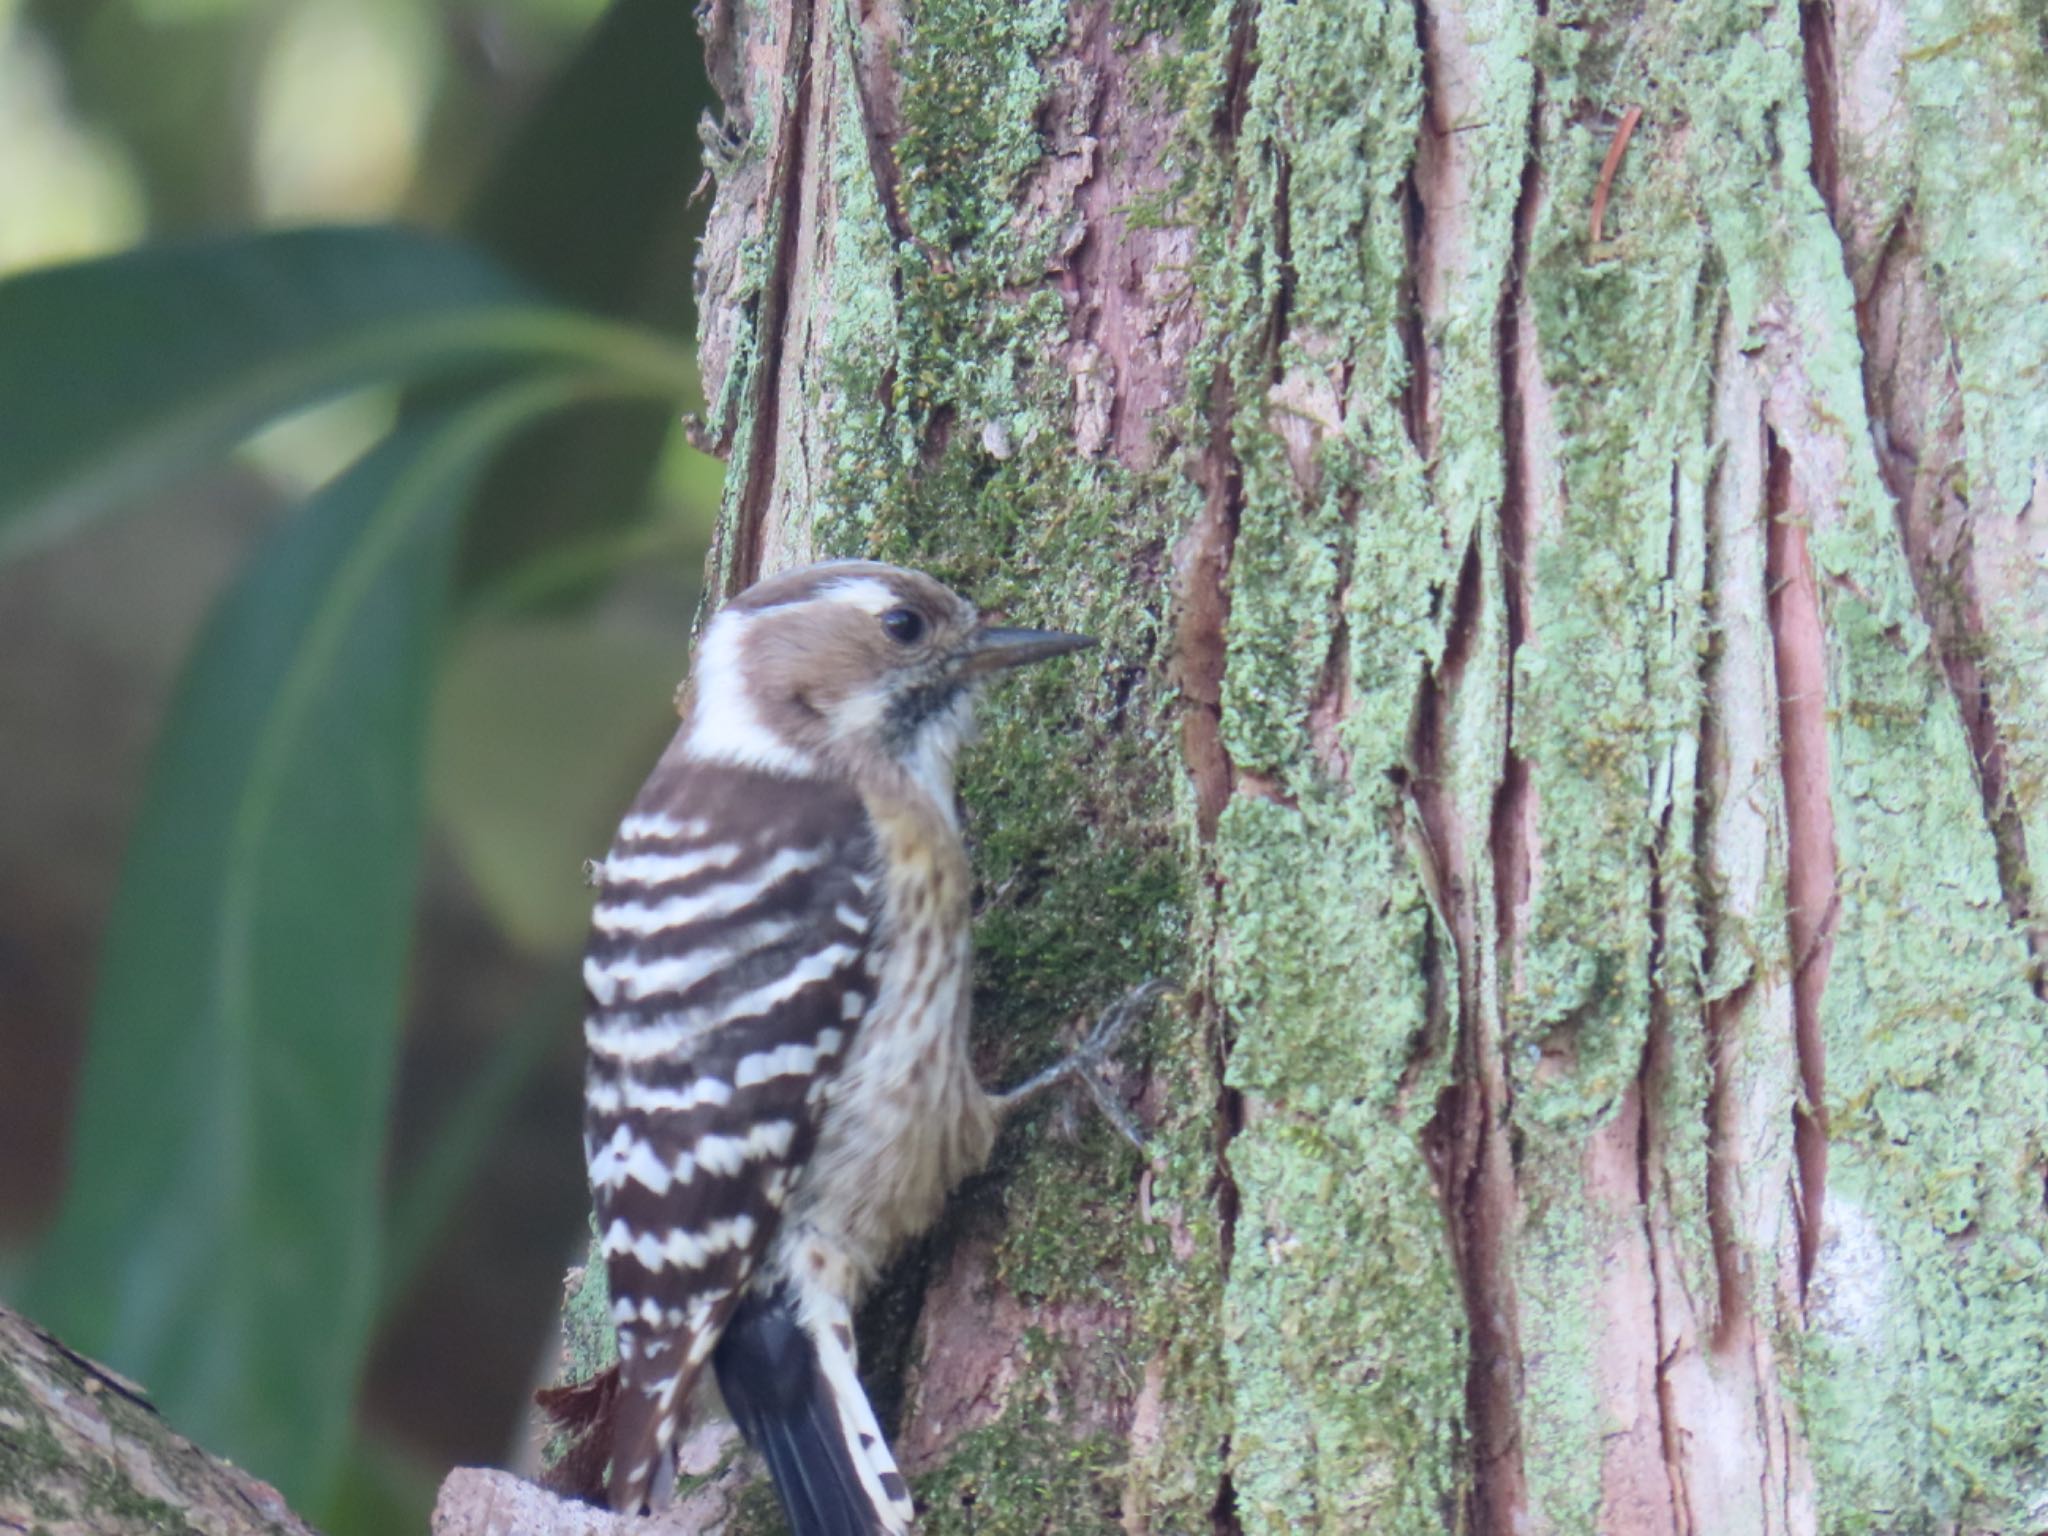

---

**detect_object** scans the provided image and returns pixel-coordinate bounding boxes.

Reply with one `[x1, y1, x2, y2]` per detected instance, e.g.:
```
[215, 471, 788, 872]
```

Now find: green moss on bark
[912, 1417, 1124, 1536]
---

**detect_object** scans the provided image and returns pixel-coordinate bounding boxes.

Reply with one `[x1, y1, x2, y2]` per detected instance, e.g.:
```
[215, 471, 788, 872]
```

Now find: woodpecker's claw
[997, 978, 1178, 1150]
[1080, 1070, 1149, 1152]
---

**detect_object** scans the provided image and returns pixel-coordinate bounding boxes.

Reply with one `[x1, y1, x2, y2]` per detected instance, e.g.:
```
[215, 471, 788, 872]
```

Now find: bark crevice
[1175, 367, 1243, 843]
[1215, 0, 1260, 146]
[1639, 808, 1694, 1536]
[1183, 16, 1262, 1529]
[1701, 972, 1757, 1345]
[1763, 435, 1837, 1292]
[1692, 411, 1755, 1344]
[1797, 0, 1841, 225]
[1444, 82, 1548, 1536]
[729, 0, 820, 595]
[844, 0, 917, 256]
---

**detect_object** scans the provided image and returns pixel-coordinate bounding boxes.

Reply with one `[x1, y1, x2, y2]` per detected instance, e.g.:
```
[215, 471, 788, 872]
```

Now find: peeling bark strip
[585, 0, 2048, 1532]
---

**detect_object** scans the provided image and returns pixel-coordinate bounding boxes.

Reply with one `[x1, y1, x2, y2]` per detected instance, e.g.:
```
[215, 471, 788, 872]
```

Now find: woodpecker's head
[679, 561, 1092, 794]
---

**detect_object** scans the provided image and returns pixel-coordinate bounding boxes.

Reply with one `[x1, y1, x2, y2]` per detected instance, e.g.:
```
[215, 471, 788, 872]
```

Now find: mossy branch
[0, 1305, 319, 1536]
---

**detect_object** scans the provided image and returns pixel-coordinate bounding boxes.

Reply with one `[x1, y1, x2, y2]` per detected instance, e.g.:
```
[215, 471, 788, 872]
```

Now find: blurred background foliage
[0, 0, 720, 1528]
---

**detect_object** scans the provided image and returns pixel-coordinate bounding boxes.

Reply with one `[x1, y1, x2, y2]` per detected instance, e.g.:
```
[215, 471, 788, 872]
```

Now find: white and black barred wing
[580, 761, 878, 1512]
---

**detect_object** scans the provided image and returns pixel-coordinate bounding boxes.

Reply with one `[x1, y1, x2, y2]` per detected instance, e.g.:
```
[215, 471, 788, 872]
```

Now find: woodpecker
[559, 560, 1154, 1531]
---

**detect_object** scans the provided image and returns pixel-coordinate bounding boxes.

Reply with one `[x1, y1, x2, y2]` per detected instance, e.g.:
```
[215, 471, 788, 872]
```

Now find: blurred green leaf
[23, 422, 464, 1507]
[22, 373, 645, 1506]
[429, 617, 684, 953]
[0, 224, 695, 561]
[454, 0, 712, 599]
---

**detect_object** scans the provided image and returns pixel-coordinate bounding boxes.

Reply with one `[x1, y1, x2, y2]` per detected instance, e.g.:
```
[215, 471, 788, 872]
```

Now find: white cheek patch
[684, 612, 818, 776]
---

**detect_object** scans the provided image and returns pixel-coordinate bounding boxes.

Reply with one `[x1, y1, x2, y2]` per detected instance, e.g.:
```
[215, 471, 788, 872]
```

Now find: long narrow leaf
[22, 423, 467, 1507]
[0, 226, 694, 561]
[22, 375, 639, 1505]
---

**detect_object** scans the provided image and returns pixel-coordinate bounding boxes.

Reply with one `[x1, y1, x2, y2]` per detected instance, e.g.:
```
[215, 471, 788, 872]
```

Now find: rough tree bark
[449, 0, 2048, 1532]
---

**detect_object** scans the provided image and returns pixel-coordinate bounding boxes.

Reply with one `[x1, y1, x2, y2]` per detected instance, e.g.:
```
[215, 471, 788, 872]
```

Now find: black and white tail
[713, 1282, 915, 1536]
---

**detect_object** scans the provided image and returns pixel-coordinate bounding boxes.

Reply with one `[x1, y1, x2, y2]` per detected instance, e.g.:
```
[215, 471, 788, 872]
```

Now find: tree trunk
[0, 1305, 319, 1535]
[534, 0, 2048, 1531]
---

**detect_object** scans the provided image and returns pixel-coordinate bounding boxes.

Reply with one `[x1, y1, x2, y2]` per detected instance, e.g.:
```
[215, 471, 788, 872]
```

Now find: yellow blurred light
[0, 17, 145, 275]
[253, 0, 437, 220]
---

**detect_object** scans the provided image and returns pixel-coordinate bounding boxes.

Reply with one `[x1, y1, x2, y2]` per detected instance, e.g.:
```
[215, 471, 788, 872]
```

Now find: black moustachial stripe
[581, 758, 877, 1513]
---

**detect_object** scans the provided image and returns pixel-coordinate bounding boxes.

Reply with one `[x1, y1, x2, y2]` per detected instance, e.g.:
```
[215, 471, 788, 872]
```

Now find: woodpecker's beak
[960, 626, 1096, 677]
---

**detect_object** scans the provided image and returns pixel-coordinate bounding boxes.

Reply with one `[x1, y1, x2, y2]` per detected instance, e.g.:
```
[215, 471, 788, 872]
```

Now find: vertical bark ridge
[1852, 211, 2047, 1001]
[1627, 429, 1711, 1536]
[1411, 525, 1519, 1536]
[1206, 0, 1479, 1514]
[1801, 0, 2048, 1001]
[1467, 95, 1546, 1536]
[1397, 0, 1544, 1523]
[1757, 0, 2048, 1507]
[1695, 326, 1805, 1510]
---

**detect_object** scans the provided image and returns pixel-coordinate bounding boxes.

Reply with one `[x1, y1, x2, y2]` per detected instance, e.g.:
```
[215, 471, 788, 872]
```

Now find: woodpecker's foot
[996, 979, 1177, 1150]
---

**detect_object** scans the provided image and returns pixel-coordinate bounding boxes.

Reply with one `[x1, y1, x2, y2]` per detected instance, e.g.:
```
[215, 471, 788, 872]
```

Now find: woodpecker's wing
[581, 759, 878, 1512]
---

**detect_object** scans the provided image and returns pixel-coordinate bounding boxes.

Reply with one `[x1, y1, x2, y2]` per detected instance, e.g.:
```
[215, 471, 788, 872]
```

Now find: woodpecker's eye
[881, 607, 927, 645]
